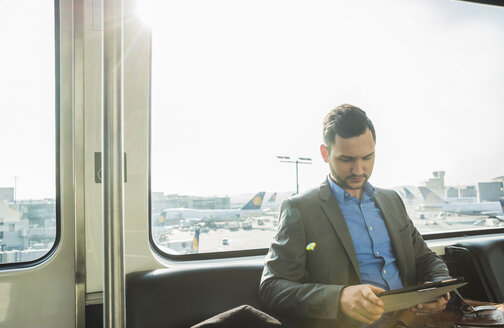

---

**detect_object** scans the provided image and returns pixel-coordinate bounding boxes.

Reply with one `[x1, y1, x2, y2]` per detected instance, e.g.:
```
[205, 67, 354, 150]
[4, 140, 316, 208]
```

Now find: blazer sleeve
[258, 199, 344, 320]
[411, 221, 451, 282]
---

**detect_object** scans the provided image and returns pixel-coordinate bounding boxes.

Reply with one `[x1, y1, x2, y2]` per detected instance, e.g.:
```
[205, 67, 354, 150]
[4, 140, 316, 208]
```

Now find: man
[259, 104, 451, 327]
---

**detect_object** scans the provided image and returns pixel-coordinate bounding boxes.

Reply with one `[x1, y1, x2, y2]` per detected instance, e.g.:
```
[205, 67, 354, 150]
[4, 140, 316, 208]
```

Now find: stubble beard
[332, 172, 369, 191]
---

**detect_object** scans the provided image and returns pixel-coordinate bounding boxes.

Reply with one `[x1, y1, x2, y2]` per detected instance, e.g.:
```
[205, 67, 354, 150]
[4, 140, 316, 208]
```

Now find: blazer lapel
[373, 190, 407, 282]
[318, 180, 361, 281]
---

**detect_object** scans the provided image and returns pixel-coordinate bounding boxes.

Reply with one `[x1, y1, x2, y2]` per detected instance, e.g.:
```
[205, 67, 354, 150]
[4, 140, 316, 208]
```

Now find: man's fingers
[363, 285, 385, 306]
[411, 283, 451, 316]
[368, 284, 386, 295]
[412, 296, 448, 315]
[340, 285, 385, 324]
[419, 301, 442, 310]
[358, 297, 385, 315]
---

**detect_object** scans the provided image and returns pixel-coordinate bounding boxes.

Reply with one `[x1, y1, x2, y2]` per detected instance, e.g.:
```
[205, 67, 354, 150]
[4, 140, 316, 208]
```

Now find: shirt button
[383, 269, 387, 274]
[369, 226, 373, 231]
[375, 251, 380, 256]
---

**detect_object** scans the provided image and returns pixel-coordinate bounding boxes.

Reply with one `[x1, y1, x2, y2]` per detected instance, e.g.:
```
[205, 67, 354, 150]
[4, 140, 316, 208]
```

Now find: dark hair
[323, 104, 376, 146]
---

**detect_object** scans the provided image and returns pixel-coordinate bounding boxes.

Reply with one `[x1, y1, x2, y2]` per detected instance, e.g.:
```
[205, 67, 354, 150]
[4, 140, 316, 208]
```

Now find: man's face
[320, 128, 376, 195]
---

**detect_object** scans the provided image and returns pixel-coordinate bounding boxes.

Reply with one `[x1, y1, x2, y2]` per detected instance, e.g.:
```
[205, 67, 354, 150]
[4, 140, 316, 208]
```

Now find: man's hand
[339, 284, 385, 324]
[411, 292, 450, 316]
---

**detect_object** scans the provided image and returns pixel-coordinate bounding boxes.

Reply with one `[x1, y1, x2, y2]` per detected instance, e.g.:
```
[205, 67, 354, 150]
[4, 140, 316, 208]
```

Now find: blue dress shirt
[328, 176, 403, 291]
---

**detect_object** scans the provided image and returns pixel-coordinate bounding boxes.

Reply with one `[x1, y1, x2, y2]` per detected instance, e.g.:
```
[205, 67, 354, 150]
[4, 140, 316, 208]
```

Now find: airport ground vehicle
[0, 0, 503, 327]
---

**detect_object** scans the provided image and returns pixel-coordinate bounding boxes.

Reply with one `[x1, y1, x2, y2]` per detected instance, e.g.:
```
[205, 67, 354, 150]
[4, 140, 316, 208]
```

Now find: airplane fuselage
[160, 208, 261, 223]
[420, 201, 502, 216]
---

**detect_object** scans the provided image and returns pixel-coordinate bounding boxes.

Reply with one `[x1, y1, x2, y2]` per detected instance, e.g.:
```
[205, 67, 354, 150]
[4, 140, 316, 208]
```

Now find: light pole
[12, 176, 19, 203]
[277, 156, 312, 194]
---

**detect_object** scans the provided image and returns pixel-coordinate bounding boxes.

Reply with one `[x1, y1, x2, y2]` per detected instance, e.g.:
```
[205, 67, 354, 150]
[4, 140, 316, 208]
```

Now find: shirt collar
[327, 175, 375, 202]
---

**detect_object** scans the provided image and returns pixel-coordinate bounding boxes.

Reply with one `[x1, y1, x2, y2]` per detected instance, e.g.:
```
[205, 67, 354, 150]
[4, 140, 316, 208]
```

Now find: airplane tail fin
[418, 187, 445, 204]
[240, 192, 266, 210]
[403, 187, 415, 200]
[268, 193, 277, 203]
[191, 227, 200, 253]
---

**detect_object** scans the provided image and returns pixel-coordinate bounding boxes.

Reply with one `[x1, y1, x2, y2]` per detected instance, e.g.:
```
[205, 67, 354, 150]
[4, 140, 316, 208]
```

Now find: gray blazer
[259, 179, 450, 323]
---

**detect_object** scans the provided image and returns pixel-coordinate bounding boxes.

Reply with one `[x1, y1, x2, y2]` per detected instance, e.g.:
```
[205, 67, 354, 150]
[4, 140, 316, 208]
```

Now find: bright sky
[150, 0, 504, 196]
[1, 0, 504, 199]
[0, 0, 55, 200]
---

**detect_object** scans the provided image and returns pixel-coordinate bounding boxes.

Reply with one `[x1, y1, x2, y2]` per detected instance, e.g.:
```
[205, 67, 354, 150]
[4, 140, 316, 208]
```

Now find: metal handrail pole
[103, 0, 125, 327]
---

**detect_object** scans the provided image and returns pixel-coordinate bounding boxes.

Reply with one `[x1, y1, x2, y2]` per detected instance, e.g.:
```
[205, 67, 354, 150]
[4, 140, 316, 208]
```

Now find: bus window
[0, 1, 56, 265]
[148, 0, 504, 258]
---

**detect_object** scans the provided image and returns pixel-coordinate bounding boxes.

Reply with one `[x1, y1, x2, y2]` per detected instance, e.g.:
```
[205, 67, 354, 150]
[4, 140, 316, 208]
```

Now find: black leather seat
[444, 236, 504, 303]
[126, 263, 264, 328]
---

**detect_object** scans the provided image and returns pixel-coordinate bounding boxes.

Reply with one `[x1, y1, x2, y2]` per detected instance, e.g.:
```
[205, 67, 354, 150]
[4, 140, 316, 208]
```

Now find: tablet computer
[377, 277, 467, 313]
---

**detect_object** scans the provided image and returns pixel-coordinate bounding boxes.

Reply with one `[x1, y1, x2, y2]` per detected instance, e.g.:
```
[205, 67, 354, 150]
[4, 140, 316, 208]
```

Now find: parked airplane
[401, 187, 416, 205]
[158, 227, 201, 254]
[419, 187, 504, 217]
[157, 192, 266, 225]
[262, 192, 281, 214]
[395, 186, 424, 205]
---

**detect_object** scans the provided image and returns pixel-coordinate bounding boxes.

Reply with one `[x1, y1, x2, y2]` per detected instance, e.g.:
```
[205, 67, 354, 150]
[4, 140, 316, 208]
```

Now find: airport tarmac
[406, 205, 504, 233]
[156, 220, 278, 254]
[156, 208, 504, 255]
